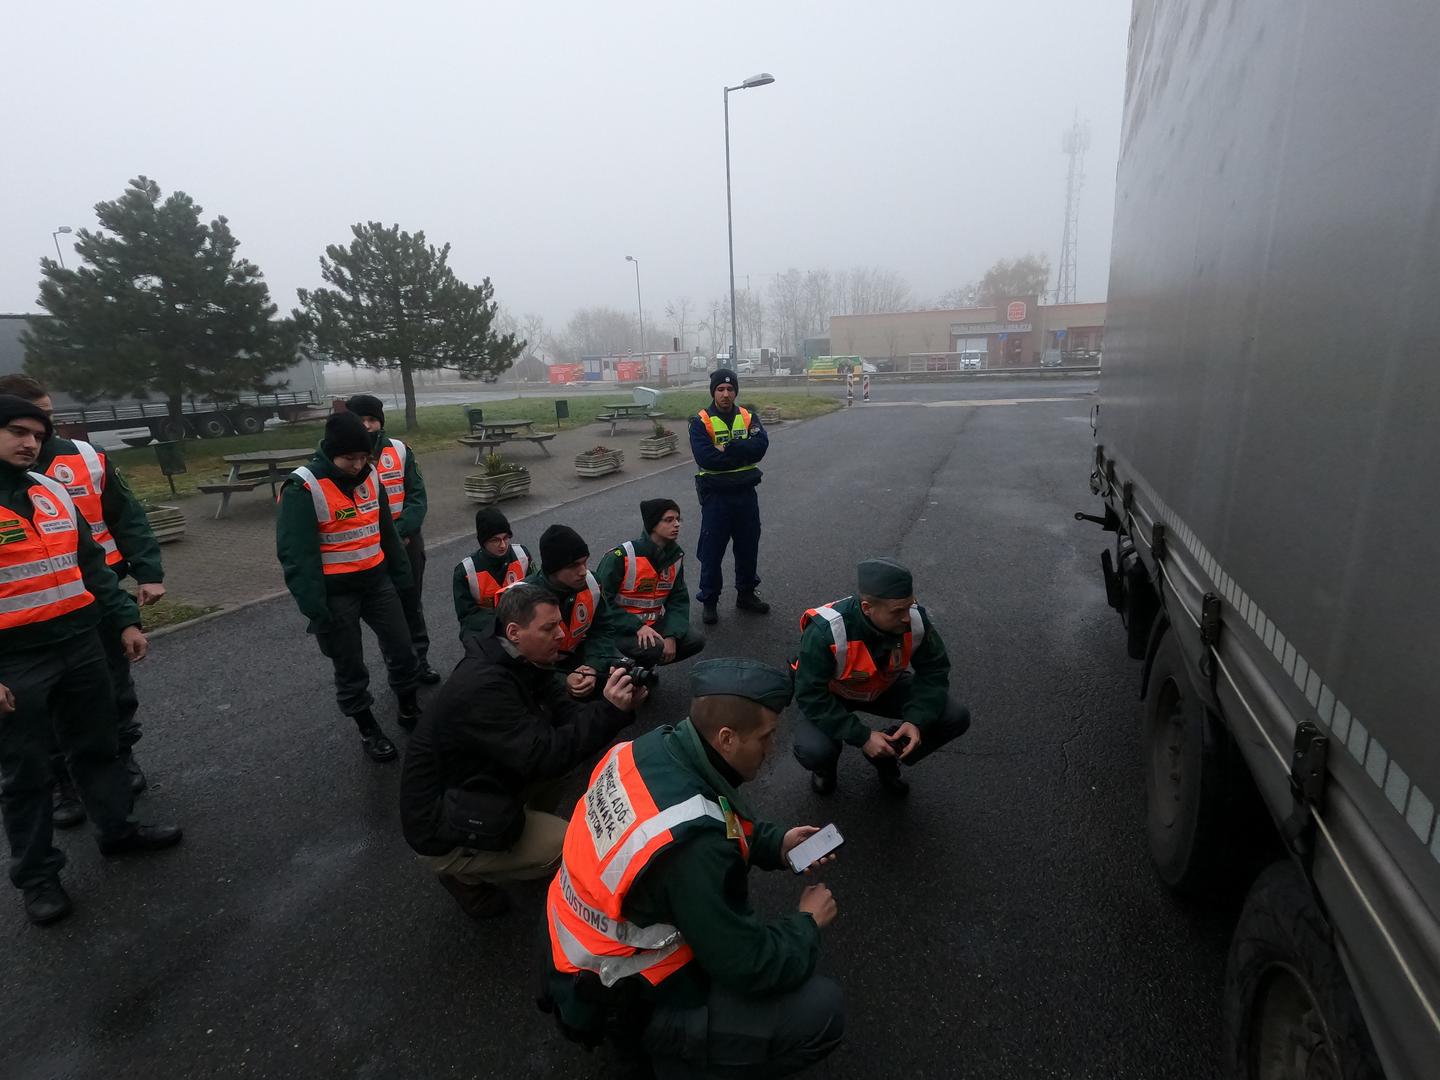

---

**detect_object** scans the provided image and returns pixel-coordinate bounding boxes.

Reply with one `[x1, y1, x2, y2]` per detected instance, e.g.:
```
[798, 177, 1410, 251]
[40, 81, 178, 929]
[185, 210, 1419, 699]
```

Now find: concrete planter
[759, 406, 784, 424]
[638, 433, 679, 459]
[144, 504, 187, 544]
[464, 468, 531, 504]
[575, 448, 624, 478]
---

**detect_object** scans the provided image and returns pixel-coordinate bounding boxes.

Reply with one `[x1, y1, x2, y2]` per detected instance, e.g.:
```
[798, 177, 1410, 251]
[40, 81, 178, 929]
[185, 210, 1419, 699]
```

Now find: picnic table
[456, 419, 556, 463]
[594, 402, 664, 438]
[199, 448, 314, 519]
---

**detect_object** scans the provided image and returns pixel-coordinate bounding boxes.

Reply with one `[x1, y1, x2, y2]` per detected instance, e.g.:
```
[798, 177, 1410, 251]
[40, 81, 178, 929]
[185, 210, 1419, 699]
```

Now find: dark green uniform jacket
[794, 595, 951, 746]
[451, 542, 527, 638]
[546, 718, 820, 1032]
[0, 460, 141, 651]
[37, 437, 163, 585]
[274, 449, 412, 629]
[374, 431, 427, 540]
[592, 535, 691, 641]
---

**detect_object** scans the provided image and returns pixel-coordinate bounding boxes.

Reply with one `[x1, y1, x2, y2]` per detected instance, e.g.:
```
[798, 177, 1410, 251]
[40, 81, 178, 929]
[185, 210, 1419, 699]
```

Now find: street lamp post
[51, 225, 73, 269]
[724, 72, 775, 364]
[625, 255, 644, 356]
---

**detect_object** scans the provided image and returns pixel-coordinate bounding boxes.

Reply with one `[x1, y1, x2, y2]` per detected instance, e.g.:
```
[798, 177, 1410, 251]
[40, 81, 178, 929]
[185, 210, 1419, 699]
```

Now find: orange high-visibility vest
[288, 466, 385, 576]
[546, 741, 754, 989]
[499, 572, 601, 651]
[374, 439, 409, 519]
[461, 544, 530, 608]
[800, 598, 926, 702]
[44, 440, 120, 566]
[615, 541, 679, 625]
[0, 473, 95, 630]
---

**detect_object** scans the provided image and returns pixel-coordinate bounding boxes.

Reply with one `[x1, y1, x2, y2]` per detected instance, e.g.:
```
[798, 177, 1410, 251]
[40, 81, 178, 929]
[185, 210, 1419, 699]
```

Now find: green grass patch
[112, 389, 840, 502]
[138, 597, 221, 632]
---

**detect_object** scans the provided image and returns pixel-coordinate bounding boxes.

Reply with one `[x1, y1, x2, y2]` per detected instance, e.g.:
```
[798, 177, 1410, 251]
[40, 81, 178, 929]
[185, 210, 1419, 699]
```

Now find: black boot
[354, 709, 398, 761]
[810, 769, 837, 796]
[98, 824, 184, 856]
[416, 662, 442, 686]
[52, 781, 87, 829]
[872, 756, 910, 796]
[702, 601, 718, 625]
[736, 591, 771, 614]
[397, 692, 422, 732]
[24, 880, 73, 926]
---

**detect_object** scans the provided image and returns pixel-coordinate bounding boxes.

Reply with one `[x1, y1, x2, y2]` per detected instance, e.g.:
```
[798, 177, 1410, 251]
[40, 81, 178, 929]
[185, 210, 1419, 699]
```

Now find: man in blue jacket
[689, 369, 771, 627]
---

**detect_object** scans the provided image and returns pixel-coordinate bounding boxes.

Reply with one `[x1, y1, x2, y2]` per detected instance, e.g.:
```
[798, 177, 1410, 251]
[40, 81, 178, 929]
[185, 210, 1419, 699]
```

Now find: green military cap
[690, 658, 794, 712]
[857, 557, 914, 599]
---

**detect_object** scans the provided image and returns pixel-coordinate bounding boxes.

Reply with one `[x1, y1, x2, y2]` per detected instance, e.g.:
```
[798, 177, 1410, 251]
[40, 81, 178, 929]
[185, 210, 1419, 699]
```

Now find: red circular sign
[1007, 301, 1027, 322]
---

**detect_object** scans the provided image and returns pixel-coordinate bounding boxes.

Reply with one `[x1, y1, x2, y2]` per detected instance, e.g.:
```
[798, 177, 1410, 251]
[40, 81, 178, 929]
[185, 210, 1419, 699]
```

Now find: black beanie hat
[474, 507, 512, 544]
[642, 498, 681, 534]
[323, 411, 373, 458]
[345, 393, 385, 425]
[710, 368, 738, 394]
[0, 394, 53, 441]
[540, 524, 589, 575]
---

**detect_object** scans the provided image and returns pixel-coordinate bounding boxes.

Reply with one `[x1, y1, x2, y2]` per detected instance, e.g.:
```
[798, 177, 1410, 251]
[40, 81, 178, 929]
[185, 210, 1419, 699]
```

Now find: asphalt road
[1, 378, 1234, 1079]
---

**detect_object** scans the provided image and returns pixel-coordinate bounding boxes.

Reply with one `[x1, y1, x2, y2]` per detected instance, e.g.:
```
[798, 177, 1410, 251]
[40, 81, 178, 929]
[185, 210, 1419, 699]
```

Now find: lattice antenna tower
[1055, 115, 1091, 304]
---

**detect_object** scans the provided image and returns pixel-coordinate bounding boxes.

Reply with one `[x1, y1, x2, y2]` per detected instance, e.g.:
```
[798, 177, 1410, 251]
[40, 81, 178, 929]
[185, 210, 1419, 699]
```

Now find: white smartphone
[786, 823, 845, 874]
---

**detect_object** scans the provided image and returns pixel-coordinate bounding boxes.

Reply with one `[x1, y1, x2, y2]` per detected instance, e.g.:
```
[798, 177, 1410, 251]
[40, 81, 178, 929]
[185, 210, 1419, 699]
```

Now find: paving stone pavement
[147, 418, 804, 611]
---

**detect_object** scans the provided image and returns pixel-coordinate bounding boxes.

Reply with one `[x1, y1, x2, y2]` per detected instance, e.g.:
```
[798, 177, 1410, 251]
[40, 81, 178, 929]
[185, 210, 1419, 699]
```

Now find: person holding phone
[539, 658, 844, 1078]
[792, 558, 971, 796]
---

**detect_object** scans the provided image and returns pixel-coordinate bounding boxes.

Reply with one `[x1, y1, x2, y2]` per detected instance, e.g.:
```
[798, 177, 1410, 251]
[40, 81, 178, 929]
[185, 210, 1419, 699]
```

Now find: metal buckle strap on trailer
[1282, 721, 1331, 865]
[1146, 549, 1440, 1040]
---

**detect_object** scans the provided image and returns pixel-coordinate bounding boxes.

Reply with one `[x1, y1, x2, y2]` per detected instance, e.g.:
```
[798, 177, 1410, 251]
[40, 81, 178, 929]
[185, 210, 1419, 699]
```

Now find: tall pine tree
[296, 223, 522, 430]
[24, 176, 298, 429]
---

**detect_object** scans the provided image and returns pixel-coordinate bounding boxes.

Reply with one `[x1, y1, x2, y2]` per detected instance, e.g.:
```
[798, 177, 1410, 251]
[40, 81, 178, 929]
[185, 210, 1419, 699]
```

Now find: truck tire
[1143, 629, 1226, 896]
[1222, 861, 1382, 1080]
[151, 418, 191, 442]
[234, 411, 264, 435]
[195, 414, 232, 439]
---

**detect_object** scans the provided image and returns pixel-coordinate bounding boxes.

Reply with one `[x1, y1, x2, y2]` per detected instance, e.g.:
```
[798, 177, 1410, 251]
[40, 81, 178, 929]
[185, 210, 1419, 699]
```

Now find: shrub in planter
[465, 452, 532, 504]
[575, 444, 624, 478]
[639, 421, 679, 460]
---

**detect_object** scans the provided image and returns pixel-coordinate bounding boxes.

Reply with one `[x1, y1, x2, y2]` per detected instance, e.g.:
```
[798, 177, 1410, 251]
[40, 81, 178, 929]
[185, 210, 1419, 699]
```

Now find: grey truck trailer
[1084, 2, 1440, 1077]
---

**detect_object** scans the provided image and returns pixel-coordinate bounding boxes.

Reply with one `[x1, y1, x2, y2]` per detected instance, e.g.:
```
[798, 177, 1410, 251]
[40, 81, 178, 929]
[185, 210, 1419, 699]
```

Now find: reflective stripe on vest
[462, 544, 530, 607]
[546, 741, 746, 989]
[45, 441, 120, 564]
[376, 438, 408, 519]
[616, 541, 679, 624]
[290, 466, 385, 575]
[0, 473, 95, 628]
[803, 599, 925, 702]
[695, 407, 758, 477]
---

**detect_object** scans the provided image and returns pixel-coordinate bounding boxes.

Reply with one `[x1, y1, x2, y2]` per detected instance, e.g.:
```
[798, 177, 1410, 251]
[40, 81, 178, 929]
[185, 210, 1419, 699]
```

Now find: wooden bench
[510, 432, 556, 456]
[197, 480, 264, 520]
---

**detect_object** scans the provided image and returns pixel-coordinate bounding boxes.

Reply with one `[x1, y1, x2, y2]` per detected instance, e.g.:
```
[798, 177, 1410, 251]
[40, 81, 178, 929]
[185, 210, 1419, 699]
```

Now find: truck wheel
[1143, 630, 1225, 895]
[152, 418, 191, 442]
[1223, 861, 1382, 1080]
[196, 414, 232, 439]
[234, 411, 264, 435]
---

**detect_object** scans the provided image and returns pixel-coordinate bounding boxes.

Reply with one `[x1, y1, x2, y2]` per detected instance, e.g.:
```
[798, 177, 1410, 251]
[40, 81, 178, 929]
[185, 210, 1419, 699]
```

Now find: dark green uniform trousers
[312, 572, 421, 717]
[0, 630, 136, 890]
[642, 974, 844, 1079]
[792, 673, 971, 778]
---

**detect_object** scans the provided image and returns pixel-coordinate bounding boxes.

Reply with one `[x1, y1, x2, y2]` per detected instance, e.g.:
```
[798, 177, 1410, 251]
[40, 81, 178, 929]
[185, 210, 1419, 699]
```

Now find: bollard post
[846, 371, 854, 407]
[862, 374, 871, 402]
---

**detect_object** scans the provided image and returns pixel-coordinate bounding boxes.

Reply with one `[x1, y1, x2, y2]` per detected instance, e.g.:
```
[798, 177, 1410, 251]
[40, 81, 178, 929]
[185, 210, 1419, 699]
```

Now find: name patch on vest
[585, 755, 636, 859]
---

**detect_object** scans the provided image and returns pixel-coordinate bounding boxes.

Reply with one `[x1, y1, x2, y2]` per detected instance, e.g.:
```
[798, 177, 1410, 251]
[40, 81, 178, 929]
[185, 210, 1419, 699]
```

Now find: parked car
[735, 360, 756, 374]
[960, 351, 984, 370]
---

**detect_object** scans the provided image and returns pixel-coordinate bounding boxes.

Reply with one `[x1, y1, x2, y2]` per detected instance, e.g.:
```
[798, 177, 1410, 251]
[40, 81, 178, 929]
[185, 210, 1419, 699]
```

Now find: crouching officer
[452, 507, 530, 639]
[276, 412, 421, 762]
[792, 558, 971, 796]
[592, 498, 705, 670]
[346, 394, 440, 684]
[0, 396, 182, 926]
[540, 658, 845, 1078]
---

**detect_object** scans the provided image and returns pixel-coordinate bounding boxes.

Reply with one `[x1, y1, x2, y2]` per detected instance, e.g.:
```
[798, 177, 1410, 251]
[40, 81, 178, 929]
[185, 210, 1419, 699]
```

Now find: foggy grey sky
[2, 1, 1130, 330]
